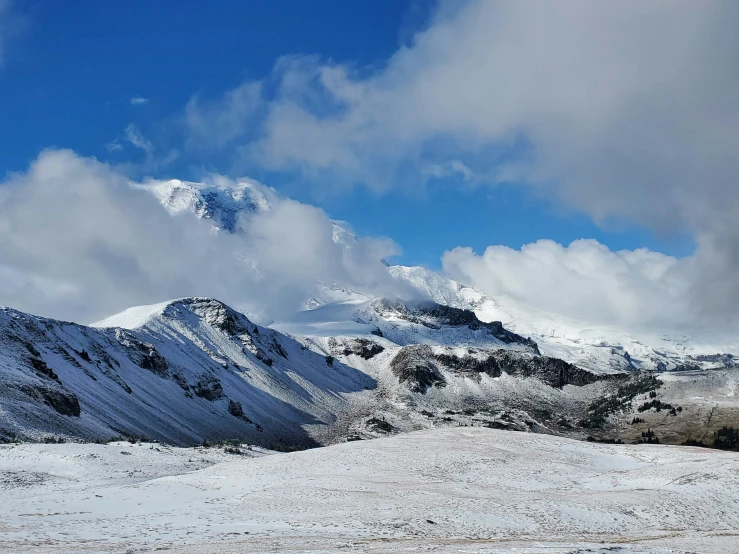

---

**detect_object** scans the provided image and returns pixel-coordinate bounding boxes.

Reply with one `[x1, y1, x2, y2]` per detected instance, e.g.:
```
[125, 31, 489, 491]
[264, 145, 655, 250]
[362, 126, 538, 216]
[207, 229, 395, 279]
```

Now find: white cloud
[130, 96, 149, 105]
[124, 124, 153, 156]
[242, 1, 739, 227]
[105, 140, 123, 152]
[0, 150, 401, 324]
[177, 0, 739, 326]
[185, 81, 262, 149]
[442, 240, 698, 331]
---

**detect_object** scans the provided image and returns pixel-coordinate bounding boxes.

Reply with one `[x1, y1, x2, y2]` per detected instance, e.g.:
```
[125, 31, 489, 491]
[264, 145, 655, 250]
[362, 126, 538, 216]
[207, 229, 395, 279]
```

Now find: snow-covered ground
[1, 428, 737, 553]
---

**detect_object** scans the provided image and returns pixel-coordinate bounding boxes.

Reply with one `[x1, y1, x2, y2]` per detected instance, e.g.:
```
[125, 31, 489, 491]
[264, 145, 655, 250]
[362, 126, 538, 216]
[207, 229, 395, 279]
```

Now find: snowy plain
[1, 427, 738, 553]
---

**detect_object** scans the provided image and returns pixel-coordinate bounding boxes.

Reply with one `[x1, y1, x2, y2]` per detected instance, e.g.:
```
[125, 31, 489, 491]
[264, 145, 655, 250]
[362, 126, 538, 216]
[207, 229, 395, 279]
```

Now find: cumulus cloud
[442, 240, 700, 331]
[130, 96, 149, 106]
[176, 0, 739, 327]
[0, 150, 401, 324]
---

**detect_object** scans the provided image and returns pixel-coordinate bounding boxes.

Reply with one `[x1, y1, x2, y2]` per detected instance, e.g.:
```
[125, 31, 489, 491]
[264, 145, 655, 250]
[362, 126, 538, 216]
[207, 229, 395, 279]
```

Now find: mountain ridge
[0, 296, 616, 445]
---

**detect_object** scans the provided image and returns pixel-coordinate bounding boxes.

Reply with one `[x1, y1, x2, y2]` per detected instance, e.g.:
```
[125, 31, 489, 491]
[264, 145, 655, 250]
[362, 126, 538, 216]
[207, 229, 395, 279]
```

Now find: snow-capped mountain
[4, 177, 729, 446]
[0, 296, 617, 445]
[140, 178, 274, 233]
[0, 298, 373, 446]
[387, 265, 739, 374]
[142, 177, 359, 246]
[138, 178, 738, 375]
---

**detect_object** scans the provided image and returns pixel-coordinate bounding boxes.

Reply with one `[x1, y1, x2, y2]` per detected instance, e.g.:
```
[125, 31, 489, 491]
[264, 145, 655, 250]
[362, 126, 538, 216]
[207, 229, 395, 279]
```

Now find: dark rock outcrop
[343, 339, 385, 360]
[390, 345, 446, 393]
[193, 374, 224, 401]
[392, 345, 605, 391]
[18, 384, 81, 417]
[374, 299, 539, 353]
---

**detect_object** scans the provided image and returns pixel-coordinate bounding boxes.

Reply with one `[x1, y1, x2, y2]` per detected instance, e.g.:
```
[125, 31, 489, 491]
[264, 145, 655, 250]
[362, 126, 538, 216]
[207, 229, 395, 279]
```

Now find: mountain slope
[1, 297, 620, 445]
[0, 298, 373, 447]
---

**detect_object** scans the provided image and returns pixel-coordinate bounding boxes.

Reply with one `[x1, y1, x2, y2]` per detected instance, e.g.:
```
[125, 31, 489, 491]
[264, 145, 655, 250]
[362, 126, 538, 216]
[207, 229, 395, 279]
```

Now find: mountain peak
[92, 297, 249, 332]
[139, 178, 273, 232]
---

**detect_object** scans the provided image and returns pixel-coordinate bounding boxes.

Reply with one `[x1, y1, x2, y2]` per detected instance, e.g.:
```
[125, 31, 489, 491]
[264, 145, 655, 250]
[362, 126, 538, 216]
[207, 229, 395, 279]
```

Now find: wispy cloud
[130, 96, 149, 106]
[105, 140, 123, 152]
[124, 124, 153, 156]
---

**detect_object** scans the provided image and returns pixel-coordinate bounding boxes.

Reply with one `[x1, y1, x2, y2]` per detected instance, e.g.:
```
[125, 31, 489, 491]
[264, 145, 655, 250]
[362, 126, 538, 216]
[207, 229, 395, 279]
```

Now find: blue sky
[1, 0, 695, 268]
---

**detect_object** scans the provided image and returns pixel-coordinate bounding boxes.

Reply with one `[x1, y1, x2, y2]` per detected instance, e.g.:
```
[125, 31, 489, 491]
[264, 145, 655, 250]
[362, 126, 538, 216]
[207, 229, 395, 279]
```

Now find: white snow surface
[91, 299, 173, 329]
[1, 427, 737, 553]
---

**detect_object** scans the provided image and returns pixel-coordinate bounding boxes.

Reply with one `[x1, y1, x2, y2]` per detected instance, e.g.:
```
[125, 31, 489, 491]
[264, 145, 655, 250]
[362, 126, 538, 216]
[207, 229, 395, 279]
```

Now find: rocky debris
[390, 345, 446, 393]
[342, 339, 385, 360]
[193, 374, 224, 401]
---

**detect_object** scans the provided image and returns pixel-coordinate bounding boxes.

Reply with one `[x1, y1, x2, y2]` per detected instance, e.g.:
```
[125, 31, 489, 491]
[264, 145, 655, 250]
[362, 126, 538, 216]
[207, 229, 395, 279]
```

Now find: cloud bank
[442, 240, 701, 331]
[179, 0, 739, 329]
[0, 150, 400, 324]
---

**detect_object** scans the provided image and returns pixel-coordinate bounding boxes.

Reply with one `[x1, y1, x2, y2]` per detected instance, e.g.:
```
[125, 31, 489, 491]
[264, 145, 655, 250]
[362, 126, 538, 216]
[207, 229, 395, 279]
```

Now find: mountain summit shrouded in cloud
[0, 150, 402, 324]
[0, 0, 738, 357]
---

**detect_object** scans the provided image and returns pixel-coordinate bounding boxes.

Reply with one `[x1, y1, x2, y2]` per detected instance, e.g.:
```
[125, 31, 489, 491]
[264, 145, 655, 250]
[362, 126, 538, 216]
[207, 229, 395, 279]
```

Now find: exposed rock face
[390, 345, 446, 393]
[488, 351, 603, 388]
[16, 384, 81, 417]
[28, 357, 59, 381]
[193, 374, 225, 401]
[391, 344, 606, 392]
[342, 339, 385, 360]
[115, 330, 169, 377]
[227, 399, 251, 421]
[175, 298, 247, 335]
[373, 299, 539, 353]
